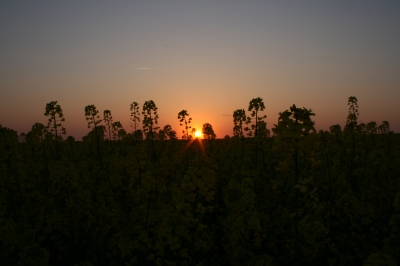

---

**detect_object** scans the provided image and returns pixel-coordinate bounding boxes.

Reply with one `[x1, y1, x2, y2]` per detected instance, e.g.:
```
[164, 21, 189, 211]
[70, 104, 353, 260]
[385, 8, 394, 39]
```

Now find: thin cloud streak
[136, 67, 155, 70]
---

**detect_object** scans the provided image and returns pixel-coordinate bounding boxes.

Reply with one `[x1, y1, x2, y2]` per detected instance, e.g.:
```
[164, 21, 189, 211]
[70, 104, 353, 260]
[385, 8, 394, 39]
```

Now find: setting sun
[195, 131, 201, 138]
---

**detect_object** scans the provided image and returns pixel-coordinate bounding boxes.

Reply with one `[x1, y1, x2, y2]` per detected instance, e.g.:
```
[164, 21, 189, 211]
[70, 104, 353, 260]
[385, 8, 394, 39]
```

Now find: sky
[1, 1, 399, 139]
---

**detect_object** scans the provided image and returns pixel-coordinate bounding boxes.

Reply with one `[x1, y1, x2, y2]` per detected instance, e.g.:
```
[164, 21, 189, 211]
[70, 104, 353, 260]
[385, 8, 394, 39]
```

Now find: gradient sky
[1, 1, 399, 139]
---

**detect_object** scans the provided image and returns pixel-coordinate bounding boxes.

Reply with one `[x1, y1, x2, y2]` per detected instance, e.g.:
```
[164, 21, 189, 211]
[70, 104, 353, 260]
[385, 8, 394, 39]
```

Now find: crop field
[1, 97, 399, 265]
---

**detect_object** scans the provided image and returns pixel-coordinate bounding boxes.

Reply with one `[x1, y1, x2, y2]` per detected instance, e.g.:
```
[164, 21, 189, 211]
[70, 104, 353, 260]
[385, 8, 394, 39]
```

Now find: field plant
[178, 110, 192, 140]
[84, 104, 103, 167]
[103, 110, 114, 141]
[163, 125, 177, 140]
[344, 96, 359, 191]
[244, 97, 267, 168]
[190, 128, 197, 139]
[233, 109, 247, 138]
[157, 125, 177, 141]
[202, 123, 216, 140]
[0, 96, 399, 266]
[244, 97, 267, 138]
[130, 101, 141, 139]
[66, 135, 75, 159]
[329, 124, 342, 141]
[378, 121, 390, 134]
[0, 124, 20, 170]
[202, 123, 216, 153]
[142, 100, 159, 162]
[111, 121, 123, 140]
[233, 109, 247, 158]
[44, 101, 66, 156]
[272, 104, 316, 263]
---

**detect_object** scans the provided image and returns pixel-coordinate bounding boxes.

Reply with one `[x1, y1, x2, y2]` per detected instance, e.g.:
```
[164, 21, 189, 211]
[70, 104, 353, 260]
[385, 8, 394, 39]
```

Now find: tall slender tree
[256, 120, 270, 138]
[158, 125, 177, 140]
[19, 132, 26, 143]
[31, 122, 49, 174]
[329, 124, 342, 142]
[44, 101, 66, 155]
[272, 104, 316, 263]
[233, 109, 247, 158]
[142, 100, 159, 162]
[111, 121, 124, 141]
[244, 97, 267, 138]
[66, 136, 75, 160]
[233, 109, 246, 138]
[0, 124, 19, 170]
[178, 110, 192, 139]
[366, 121, 377, 134]
[190, 128, 197, 139]
[130, 102, 141, 139]
[378, 121, 390, 143]
[377, 121, 390, 134]
[85, 104, 103, 167]
[344, 96, 359, 191]
[202, 123, 216, 153]
[163, 125, 177, 140]
[345, 96, 359, 133]
[244, 97, 267, 167]
[366, 121, 378, 147]
[202, 123, 216, 140]
[118, 129, 127, 140]
[103, 110, 113, 141]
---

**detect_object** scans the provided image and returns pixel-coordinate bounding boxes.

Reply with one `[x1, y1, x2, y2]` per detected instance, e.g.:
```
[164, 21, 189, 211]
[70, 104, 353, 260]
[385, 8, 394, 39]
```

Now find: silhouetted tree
[378, 121, 390, 134]
[111, 121, 123, 140]
[244, 97, 267, 167]
[44, 101, 66, 156]
[272, 104, 316, 263]
[158, 125, 177, 140]
[366, 121, 377, 135]
[178, 110, 192, 139]
[87, 125, 106, 141]
[244, 97, 267, 138]
[84, 104, 103, 167]
[344, 96, 359, 134]
[344, 96, 359, 191]
[202, 123, 216, 153]
[329, 124, 342, 134]
[130, 102, 141, 139]
[118, 129, 127, 140]
[66, 136, 75, 159]
[31, 123, 49, 173]
[163, 125, 177, 140]
[233, 109, 246, 138]
[233, 109, 247, 158]
[0, 124, 19, 170]
[202, 123, 216, 140]
[142, 100, 159, 162]
[19, 132, 26, 143]
[329, 124, 342, 142]
[357, 123, 367, 135]
[256, 120, 270, 138]
[190, 128, 197, 139]
[378, 121, 391, 143]
[134, 130, 143, 140]
[103, 110, 113, 141]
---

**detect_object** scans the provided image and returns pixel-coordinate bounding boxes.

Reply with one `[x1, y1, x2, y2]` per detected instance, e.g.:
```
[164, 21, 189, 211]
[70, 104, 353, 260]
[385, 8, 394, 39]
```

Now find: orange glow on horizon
[195, 131, 202, 138]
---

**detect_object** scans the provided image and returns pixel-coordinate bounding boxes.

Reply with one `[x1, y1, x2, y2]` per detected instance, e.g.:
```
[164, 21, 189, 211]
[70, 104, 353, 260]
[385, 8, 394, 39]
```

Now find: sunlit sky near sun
[1, 1, 399, 139]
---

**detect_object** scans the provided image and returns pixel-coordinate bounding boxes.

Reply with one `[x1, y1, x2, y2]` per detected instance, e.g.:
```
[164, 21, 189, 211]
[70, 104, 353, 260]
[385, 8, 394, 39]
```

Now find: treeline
[0, 96, 399, 265]
[6, 96, 393, 148]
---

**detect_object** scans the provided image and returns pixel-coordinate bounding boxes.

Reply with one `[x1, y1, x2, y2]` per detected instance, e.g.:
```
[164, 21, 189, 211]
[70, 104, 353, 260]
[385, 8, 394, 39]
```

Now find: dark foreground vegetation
[1, 97, 399, 265]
